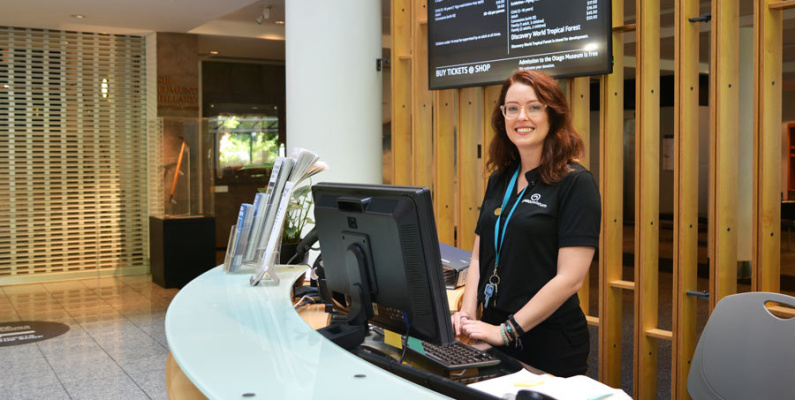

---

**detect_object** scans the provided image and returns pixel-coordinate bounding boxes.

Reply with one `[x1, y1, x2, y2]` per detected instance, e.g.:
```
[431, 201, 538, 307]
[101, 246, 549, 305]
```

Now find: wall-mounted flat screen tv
[428, 0, 613, 90]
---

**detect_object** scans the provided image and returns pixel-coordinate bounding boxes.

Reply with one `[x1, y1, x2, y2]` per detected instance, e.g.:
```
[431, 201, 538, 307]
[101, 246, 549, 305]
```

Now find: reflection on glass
[212, 114, 280, 179]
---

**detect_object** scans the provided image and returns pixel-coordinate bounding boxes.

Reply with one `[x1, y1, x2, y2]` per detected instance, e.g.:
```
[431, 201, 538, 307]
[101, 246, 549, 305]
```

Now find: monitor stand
[317, 282, 370, 350]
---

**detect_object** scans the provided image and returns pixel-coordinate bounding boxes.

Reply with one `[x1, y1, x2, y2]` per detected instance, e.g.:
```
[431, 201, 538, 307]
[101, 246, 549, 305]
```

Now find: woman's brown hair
[487, 70, 584, 184]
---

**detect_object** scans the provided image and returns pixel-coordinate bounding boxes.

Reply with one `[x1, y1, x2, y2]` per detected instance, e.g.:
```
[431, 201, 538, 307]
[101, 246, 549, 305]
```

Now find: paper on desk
[468, 369, 560, 398]
[533, 375, 631, 400]
[468, 369, 631, 400]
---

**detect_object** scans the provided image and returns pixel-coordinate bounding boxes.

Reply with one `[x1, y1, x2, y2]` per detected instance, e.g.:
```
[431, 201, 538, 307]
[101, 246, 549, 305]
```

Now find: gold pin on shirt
[494, 207, 502, 216]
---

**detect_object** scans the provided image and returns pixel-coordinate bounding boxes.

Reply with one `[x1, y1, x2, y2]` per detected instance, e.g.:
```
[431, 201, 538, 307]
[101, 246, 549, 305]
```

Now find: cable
[293, 295, 312, 309]
[332, 298, 349, 313]
[397, 311, 412, 364]
[286, 228, 319, 264]
[293, 294, 320, 309]
[398, 334, 409, 364]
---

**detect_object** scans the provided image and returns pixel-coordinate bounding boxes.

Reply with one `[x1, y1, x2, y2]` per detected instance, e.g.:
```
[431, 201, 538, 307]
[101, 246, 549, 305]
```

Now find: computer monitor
[312, 182, 455, 350]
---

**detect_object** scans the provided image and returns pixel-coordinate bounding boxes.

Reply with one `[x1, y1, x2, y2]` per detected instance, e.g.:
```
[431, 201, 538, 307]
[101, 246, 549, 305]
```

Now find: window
[212, 113, 280, 179]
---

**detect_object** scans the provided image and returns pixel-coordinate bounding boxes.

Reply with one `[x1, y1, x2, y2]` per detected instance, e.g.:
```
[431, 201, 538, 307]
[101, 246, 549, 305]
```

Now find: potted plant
[279, 183, 314, 264]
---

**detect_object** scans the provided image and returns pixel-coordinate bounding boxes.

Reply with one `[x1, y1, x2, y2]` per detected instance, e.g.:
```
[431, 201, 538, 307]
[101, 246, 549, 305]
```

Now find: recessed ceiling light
[275, 20, 285, 25]
[210, 51, 219, 55]
[71, 14, 86, 19]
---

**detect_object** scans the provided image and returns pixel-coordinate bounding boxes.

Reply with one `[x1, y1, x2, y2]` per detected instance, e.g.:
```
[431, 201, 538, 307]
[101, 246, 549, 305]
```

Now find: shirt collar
[524, 167, 540, 185]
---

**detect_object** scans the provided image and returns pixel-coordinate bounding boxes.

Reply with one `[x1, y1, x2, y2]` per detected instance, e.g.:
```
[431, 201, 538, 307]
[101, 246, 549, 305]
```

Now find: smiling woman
[450, 69, 600, 378]
[488, 70, 585, 185]
[502, 83, 551, 157]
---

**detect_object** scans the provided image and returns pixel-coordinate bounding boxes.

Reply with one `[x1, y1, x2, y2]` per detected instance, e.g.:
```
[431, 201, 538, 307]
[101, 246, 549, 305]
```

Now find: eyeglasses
[500, 102, 547, 119]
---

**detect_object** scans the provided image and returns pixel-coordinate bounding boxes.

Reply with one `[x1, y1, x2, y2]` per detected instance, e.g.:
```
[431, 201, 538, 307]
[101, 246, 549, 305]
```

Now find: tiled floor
[0, 275, 179, 400]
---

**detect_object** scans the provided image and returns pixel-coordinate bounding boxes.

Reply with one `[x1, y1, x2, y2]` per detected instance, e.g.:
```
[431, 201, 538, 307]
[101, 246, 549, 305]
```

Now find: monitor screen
[312, 182, 454, 349]
[428, 0, 613, 90]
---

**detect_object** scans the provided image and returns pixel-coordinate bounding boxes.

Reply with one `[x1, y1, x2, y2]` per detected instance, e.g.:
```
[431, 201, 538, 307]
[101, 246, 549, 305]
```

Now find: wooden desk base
[166, 353, 208, 400]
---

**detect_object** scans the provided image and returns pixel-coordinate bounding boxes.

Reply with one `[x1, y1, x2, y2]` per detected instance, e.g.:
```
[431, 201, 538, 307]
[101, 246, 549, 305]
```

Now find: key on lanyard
[484, 272, 500, 309]
[484, 283, 495, 309]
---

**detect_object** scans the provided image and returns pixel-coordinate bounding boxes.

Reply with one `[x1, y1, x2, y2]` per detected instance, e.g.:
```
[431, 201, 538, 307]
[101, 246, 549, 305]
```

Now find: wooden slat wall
[709, 0, 739, 311]
[390, 1, 787, 397]
[752, 0, 783, 293]
[634, 1, 661, 398]
[569, 77, 593, 317]
[483, 85, 501, 192]
[391, 0, 412, 187]
[672, 0, 700, 398]
[412, 0, 433, 191]
[598, 0, 626, 387]
[569, 78, 592, 169]
[434, 89, 456, 246]
[0, 27, 149, 285]
[457, 87, 483, 250]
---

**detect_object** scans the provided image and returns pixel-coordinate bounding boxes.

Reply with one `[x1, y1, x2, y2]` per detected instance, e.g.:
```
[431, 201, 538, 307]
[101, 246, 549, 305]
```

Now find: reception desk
[165, 265, 454, 399]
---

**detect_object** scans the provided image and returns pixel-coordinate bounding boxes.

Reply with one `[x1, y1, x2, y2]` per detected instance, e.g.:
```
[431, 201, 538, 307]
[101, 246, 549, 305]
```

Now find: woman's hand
[461, 319, 504, 347]
[450, 311, 471, 336]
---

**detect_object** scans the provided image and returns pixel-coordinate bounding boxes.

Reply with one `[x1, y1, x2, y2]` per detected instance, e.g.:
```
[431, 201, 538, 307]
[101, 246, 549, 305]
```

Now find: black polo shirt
[474, 162, 600, 327]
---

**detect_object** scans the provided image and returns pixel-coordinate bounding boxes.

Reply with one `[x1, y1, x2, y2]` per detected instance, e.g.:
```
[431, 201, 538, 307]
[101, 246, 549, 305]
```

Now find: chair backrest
[687, 292, 795, 400]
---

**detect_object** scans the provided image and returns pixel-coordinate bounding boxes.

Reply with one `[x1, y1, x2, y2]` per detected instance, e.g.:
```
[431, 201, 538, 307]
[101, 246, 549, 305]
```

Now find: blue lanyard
[493, 167, 528, 268]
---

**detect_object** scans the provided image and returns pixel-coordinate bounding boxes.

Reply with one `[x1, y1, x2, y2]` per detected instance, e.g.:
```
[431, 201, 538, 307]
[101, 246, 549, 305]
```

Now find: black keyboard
[409, 340, 501, 371]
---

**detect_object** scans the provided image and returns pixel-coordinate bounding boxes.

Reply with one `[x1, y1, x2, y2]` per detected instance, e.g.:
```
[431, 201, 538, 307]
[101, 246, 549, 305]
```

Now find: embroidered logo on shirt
[522, 193, 548, 208]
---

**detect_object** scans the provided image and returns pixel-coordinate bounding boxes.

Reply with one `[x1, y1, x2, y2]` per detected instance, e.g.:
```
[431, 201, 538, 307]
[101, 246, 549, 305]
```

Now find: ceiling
[0, 0, 270, 36]
[0, 0, 391, 62]
[0, 0, 792, 89]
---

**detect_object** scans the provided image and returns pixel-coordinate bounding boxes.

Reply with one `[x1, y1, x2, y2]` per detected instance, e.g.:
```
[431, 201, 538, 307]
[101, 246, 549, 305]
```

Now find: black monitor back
[312, 182, 454, 345]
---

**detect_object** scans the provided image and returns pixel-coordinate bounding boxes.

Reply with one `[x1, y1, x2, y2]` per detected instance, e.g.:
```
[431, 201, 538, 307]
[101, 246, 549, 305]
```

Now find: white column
[737, 27, 753, 268]
[285, 0, 383, 185]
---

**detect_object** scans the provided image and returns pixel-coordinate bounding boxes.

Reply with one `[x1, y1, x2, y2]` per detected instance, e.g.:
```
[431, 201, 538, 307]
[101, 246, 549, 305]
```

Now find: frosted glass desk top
[165, 265, 449, 399]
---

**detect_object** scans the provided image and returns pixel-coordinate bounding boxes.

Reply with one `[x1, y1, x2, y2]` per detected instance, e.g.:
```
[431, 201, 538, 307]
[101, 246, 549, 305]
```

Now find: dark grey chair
[687, 292, 795, 399]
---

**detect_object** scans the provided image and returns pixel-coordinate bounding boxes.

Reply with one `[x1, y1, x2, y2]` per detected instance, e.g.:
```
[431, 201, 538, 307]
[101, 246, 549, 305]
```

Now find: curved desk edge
[165, 265, 450, 400]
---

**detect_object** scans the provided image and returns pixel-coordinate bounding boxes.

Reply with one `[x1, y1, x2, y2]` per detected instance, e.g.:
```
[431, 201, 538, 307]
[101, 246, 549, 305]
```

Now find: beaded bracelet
[499, 323, 510, 346]
[504, 322, 517, 342]
[508, 314, 526, 337]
